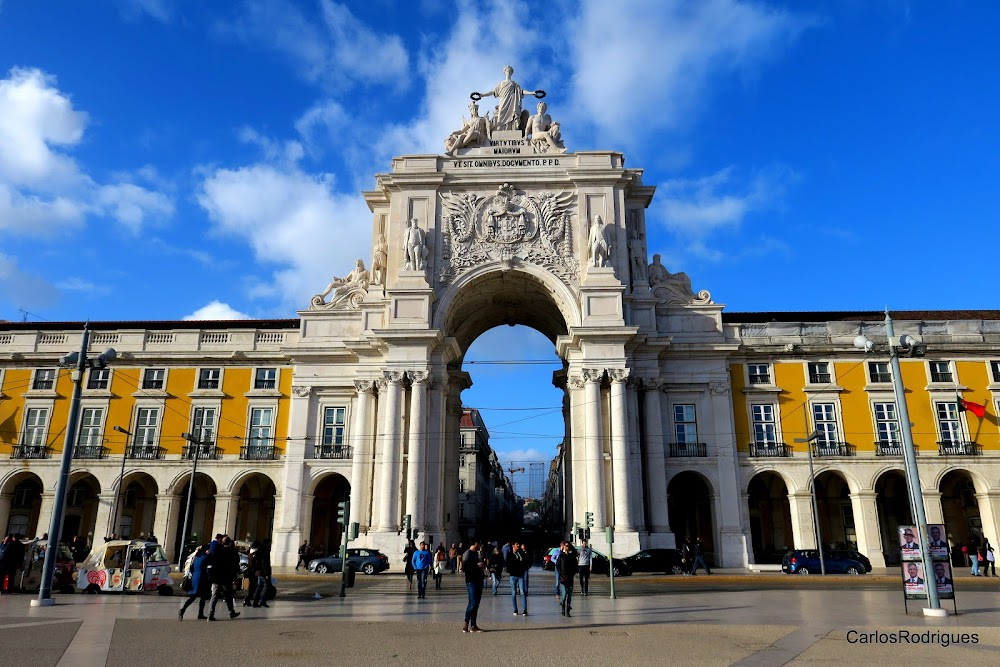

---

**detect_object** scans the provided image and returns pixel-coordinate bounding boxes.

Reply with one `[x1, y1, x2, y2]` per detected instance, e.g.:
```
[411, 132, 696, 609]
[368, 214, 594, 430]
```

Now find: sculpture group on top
[444, 66, 566, 156]
[311, 258, 371, 310]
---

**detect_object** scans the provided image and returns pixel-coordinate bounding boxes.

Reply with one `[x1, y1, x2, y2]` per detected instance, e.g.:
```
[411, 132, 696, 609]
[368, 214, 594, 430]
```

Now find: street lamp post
[32, 325, 117, 607]
[793, 431, 826, 575]
[855, 309, 946, 617]
[178, 432, 204, 568]
[110, 426, 133, 540]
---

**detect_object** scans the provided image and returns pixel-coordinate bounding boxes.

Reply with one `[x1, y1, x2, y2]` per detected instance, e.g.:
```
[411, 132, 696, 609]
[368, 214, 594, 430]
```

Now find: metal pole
[885, 309, 942, 613]
[33, 326, 89, 607]
[110, 426, 131, 540]
[178, 434, 202, 568]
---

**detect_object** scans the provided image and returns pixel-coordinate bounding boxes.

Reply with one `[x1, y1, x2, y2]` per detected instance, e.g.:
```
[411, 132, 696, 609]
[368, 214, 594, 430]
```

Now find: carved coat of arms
[438, 183, 578, 286]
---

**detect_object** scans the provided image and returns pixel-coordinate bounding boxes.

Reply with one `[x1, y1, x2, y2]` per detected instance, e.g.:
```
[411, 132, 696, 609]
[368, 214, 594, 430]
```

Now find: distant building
[457, 408, 520, 540]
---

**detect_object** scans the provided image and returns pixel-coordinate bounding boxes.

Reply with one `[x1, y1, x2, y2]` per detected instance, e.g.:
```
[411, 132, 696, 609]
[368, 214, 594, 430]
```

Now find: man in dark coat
[555, 541, 578, 617]
[208, 536, 241, 620]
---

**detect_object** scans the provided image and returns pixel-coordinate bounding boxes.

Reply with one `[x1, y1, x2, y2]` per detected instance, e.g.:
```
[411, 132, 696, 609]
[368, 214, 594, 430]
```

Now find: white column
[609, 369, 634, 530]
[853, 490, 885, 567]
[213, 493, 238, 539]
[583, 368, 607, 528]
[405, 371, 428, 534]
[642, 379, 670, 532]
[37, 492, 54, 539]
[376, 371, 405, 531]
[922, 490, 944, 524]
[425, 375, 447, 537]
[709, 381, 750, 567]
[626, 376, 645, 531]
[349, 380, 376, 531]
[94, 492, 115, 542]
[789, 492, 817, 549]
[274, 385, 311, 566]
[155, 495, 178, 561]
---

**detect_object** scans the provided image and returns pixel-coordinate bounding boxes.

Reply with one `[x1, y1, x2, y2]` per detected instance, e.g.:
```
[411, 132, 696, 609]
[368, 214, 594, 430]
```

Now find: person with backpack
[555, 541, 578, 617]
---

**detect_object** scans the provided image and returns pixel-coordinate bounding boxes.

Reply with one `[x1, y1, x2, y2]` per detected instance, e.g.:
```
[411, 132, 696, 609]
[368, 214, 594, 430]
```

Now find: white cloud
[231, 0, 409, 92]
[197, 154, 372, 308]
[567, 0, 812, 144]
[113, 0, 173, 23]
[0, 67, 173, 236]
[183, 300, 252, 321]
[54, 277, 98, 292]
[0, 252, 58, 309]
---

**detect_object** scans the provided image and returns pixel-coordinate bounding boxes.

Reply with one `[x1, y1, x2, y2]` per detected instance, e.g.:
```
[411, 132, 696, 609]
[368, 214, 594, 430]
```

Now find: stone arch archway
[874, 469, 911, 566]
[234, 473, 277, 544]
[940, 468, 982, 550]
[63, 473, 101, 544]
[172, 473, 217, 560]
[668, 471, 716, 560]
[309, 473, 351, 555]
[814, 470, 856, 550]
[2, 472, 44, 538]
[747, 471, 791, 562]
[113, 473, 158, 540]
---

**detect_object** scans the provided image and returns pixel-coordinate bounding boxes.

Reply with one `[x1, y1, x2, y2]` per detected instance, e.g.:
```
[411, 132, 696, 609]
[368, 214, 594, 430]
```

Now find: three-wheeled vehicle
[76, 539, 173, 595]
[16, 539, 77, 593]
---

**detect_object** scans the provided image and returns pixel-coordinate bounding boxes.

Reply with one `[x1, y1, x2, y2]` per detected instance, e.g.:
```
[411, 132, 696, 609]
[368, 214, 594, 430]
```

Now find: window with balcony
[929, 361, 953, 383]
[87, 368, 110, 390]
[874, 402, 901, 454]
[76, 408, 104, 456]
[460, 455, 466, 467]
[748, 364, 771, 385]
[254, 368, 277, 390]
[812, 403, 839, 444]
[670, 404, 706, 456]
[751, 404, 777, 444]
[32, 368, 56, 390]
[133, 407, 160, 457]
[142, 368, 165, 390]
[22, 408, 48, 446]
[245, 407, 274, 459]
[808, 362, 831, 384]
[319, 406, 348, 458]
[459, 479, 466, 493]
[936, 402, 962, 444]
[991, 361, 1000, 383]
[190, 406, 216, 445]
[198, 368, 221, 390]
[868, 362, 892, 383]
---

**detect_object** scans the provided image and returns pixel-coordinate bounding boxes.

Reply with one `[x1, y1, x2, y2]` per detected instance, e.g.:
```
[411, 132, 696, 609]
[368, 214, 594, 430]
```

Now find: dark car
[623, 548, 686, 575]
[543, 546, 631, 576]
[781, 549, 866, 575]
[827, 549, 872, 573]
[309, 548, 390, 575]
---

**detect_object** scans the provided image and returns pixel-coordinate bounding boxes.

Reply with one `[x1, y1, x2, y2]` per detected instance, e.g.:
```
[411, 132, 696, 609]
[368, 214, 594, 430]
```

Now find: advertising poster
[898, 525, 921, 561]
[901, 561, 927, 599]
[931, 561, 955, 599]
[926, 524, 949, 561]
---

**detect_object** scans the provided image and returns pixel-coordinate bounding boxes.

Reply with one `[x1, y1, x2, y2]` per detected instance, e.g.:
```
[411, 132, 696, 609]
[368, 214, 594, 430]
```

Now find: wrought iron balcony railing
[938, 440, 978, 456]
[241, 442, 278, 460]
[126, 444, 165, 460]
[875, 441, 903, 456]
[748, 442, 789, 458]
[11, 444, 51, 459]
[315, 444, 353, 460]
[73, 444, 109, 459]
[182, 443, 222, 460]
[668, 442, 707, 457]
[811, 442, 855, 457]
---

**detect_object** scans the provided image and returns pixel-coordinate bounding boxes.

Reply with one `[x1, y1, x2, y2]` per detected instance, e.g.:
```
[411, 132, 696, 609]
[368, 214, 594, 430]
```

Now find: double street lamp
[178, 431, 207, 567]
[793, 431, 826, 576]
[109, 426, 133, 540]
[32, 325, 117, 607]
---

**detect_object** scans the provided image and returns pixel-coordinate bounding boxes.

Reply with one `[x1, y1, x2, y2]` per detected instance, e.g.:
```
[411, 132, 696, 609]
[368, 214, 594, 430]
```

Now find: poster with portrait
[901, 561, 927, 599]
[931, 561, 955, 599]
[926, 523, 949, 561]
[898, 525, 921, 561]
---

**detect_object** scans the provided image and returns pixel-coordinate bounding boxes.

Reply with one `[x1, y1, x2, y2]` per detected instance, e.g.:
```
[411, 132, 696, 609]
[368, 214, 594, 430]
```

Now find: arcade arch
[2, 472, 43, 537]
[668, 471, 715, 559]
[940, 469, 982, 550]
[747, 471, 791, 562]
[63, 473, 100, 543]
[115, 473, 158, 540]
[310, 473, 350, 554]
[814, 470, 856, 550]
[172, 473, 217, 559]
[874, 469, 912, 566]
[234, 473, 276, 544]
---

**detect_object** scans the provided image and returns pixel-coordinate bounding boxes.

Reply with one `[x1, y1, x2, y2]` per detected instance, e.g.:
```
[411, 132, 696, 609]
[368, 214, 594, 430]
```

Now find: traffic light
[574, 521, 582, 542]
[585, 511, 594, 540]
[403, 514, 412, 539]
[337, 500, 351, 527]
[349, 521, 360, 540]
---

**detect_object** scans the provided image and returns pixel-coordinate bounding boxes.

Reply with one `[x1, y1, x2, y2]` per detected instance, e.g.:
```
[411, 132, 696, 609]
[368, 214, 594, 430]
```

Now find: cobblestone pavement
[1, 575, 998, 666]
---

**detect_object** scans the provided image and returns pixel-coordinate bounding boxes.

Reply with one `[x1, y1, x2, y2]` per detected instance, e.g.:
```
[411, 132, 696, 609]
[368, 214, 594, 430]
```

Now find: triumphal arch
[285, 68, 745, 563]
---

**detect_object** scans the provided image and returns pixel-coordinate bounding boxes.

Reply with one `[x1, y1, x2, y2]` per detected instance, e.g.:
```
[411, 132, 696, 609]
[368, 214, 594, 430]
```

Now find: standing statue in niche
[371, 233, 388, 285]
[523, 101, 565, 153]
[628, 227, 647, 283]
[402, 219, 428, 271]
[588, 215, 612, 267]
[444, 102, 490, 156]
[471, 65, 544, 132]
[311, 258, 370, 309]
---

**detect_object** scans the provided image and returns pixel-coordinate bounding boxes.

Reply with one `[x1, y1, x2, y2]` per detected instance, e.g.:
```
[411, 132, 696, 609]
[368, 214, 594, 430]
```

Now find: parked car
[827, 549, 872, 573]
[622, 548, 686, 575]
[77, 539, 173, 595]
[781, 549, 867, 575]
[309, 548, 390, 575]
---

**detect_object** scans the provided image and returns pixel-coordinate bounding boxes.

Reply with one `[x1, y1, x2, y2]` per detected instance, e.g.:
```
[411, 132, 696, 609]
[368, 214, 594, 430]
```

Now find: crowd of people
[179, 534, 273, 621]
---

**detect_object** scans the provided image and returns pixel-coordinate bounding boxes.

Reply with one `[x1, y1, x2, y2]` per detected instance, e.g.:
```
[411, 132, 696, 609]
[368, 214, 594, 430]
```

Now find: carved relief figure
[647, 253, 690, 292]
[588, 215, 612, 267]
[372, 233, 388, 285]
[472, 65, 543, 132]
[628, 227, 647, 282]
[311, 258, 370, 310]
[524, 101, 565, 153]
[444, 102, 490, 156]
[646, 253, 712, 305]
[402, 219, 428, 271]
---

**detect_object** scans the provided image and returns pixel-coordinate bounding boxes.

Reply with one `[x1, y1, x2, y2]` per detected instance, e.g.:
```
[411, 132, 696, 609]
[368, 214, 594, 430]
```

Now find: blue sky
[1, 1, 998, 479]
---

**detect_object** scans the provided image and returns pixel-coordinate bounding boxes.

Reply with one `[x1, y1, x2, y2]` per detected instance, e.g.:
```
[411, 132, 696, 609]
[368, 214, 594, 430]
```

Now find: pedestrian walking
[448, 543, 458, 574]
[433, 544, 448, 590]
[972, 545, 981, 576]
[577, 538, 593, 596]
[208, 536, 241, 620]
[487, 546, 504, 595]
[681, 538, 693, 575]
[179, 544, 211, 620]
[457, 542, 466, 573]
[412, 541, 433, 599]
[555, 541, 578, 617]
[403, 539, 417, 591]
[252, 539, 272, 608]
[506, 541, 529, 616]
[461, 540, 486, 633]
[295, 540, 309, 570]
[551, 544, 561, 596]
[961, 543, 969, 566]
[243, 541, 263, 607]
[690, 537, 712, 575]
[987, 544, 997, 577]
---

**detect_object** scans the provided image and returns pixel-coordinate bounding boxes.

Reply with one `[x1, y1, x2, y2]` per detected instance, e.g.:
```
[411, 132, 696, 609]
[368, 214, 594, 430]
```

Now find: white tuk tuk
[76, 539, 173, 595]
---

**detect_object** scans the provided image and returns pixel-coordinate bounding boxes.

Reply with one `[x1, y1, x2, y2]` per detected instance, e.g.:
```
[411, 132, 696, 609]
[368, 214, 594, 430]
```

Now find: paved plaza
[1, 574, 998, 666]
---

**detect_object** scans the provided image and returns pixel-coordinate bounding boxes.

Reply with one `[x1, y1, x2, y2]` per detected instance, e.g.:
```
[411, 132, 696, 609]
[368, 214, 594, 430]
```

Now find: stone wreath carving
[438, 183, 578, 286]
